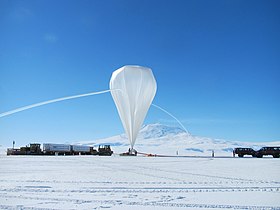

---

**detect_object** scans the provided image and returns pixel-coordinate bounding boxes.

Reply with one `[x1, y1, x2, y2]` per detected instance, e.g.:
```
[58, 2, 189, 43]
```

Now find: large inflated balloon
[110, 65, 157, 149]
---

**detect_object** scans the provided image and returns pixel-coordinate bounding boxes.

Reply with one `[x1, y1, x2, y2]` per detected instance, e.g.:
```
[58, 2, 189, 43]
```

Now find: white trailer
[43, 144, 71, 152]
[72, 145, 91, 152]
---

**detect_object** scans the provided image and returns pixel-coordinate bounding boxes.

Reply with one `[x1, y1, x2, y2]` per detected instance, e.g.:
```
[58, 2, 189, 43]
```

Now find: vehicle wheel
[238, 154, 243, 157]
[273, 155, 279, 158]
[257, 155, 263, 158]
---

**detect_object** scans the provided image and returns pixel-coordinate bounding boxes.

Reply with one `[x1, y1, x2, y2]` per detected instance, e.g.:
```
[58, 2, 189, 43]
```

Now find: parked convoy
[234, 147, 280, 158]
[7, 143, 112, 156]
[7, 143, 279, 158]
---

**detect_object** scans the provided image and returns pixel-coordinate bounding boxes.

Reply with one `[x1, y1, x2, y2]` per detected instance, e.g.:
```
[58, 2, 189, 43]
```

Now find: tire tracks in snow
[1, 185, 279, 194]
[0, 195, 279, 210]
[134, 165, 280, 184]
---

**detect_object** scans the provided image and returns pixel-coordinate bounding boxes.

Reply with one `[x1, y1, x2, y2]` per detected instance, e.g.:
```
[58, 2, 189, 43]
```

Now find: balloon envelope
[110, 65, 157, 149]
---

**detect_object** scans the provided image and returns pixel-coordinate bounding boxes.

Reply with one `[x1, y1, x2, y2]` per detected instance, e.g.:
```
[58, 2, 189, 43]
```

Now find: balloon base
[119, 152, 137, 156]
[120, 149, 138, 156]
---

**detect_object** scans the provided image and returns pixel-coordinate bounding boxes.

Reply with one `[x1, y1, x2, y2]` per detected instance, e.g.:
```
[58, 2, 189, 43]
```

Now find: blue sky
[0, 0, 279, 146]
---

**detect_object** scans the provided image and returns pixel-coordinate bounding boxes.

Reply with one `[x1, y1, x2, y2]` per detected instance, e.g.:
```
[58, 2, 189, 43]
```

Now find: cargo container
[43, 143, 71, 155]
[72, 145, 91, 152]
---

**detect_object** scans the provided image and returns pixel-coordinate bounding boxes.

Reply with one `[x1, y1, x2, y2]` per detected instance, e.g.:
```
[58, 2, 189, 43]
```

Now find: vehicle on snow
[97, 145, 113, 156]
[7, 143, 42, 155]
[255, 147, 280, 158]
[233, 148, 256, 157]
[234, 147, 280, 158]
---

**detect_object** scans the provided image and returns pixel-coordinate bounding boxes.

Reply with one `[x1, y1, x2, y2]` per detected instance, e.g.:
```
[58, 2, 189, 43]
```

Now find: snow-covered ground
[0, 154, 280, 209]
[1, 124, 279, 209]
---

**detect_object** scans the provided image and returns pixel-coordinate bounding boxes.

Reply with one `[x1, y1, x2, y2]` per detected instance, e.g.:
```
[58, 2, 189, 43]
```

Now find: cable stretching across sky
[0, 89, 189, 134]
[0, 90, 113, 118]
[151, 104, 189, 135]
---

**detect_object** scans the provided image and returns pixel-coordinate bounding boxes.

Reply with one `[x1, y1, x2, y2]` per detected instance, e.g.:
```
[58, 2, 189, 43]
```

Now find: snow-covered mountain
[138, 124, 186, 139]
[76, 123, 280, 156]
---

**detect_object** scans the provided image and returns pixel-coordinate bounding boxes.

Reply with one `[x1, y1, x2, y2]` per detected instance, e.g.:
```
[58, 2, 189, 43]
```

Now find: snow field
[0, 155, 279, 209]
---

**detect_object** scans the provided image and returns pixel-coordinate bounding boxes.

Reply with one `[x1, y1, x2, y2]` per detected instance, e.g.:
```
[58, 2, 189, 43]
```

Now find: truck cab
[98, 145, 113, 156]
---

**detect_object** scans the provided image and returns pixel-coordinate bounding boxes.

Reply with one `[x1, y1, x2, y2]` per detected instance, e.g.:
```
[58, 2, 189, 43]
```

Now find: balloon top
[111, 65, 152, 80]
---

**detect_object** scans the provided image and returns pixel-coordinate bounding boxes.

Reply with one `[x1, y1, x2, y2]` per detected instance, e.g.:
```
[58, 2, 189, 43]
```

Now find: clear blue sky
[0, 0, 279, 146]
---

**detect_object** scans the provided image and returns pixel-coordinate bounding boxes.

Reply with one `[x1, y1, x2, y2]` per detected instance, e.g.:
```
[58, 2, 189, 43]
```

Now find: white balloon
[110, 65, 157, 149]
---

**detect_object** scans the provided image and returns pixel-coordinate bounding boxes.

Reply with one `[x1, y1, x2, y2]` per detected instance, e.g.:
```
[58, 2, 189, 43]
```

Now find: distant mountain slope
[76, 123, 280, 156]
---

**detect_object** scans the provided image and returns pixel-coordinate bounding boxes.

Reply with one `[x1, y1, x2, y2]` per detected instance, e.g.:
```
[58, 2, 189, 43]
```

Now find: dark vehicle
[7, 143, 42, 155]
[29, 143, 42, 154]
[234, 148, 256, 157]
[7, 148, 22, 155]
[98, 145, 113, 156]
[255, 147, 280, 158]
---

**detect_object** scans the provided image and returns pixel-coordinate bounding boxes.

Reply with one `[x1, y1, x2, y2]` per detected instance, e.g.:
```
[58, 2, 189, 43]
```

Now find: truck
[255, 147, 280, 158]
[234, 147, 280, 158]
[7, 143, 42, 155]
[98, 145, 113, 156]
[233, 148, 256, 157]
